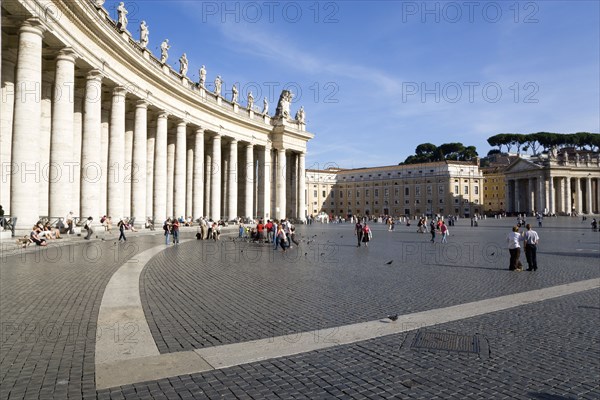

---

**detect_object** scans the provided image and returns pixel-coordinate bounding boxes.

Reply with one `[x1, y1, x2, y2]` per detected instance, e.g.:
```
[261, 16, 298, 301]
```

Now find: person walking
[84, 216, 94, 240]
[506, 226, 524, 271]
[172, 218, 180, 245]
[355, 220, 363, 247]
[440, 221, 448, 243]
[523, 223, 540, 271]
[362, 223, 372, 247]
[429, 220, 436, 243]
[118, 218, 127, 242]
[164, 218, 172, 245]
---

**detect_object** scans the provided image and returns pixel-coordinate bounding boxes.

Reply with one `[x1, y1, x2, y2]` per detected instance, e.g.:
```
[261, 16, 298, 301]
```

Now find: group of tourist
[506, 224, 540, 272]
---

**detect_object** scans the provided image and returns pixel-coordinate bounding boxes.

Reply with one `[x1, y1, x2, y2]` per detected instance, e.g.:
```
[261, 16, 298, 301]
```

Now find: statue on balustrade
[247, 91, 254, 110]
[262, 97, 269, 115]
[232, 84, 238, 103]
[160, 39, 170, 64]
[214, 76, 222, 96]
[199, 65, 206, 87]
[179, 53, 189, 76]
[139, 21, 149, 48]
[275, 90, 293, 118]
[295, 106, 305, 123]
[117, 2, 128, 31]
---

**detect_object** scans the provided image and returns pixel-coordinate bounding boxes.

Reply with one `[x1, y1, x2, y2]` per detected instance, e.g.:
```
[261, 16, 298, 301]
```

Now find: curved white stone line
[95, 240, 599, 389]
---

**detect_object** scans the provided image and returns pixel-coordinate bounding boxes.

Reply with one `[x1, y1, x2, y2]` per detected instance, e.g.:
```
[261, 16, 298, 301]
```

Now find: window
[439, 199, 444, 203]
[405, 187, 410, 196]
[454, 185, 459, 194]
[331, 191, 334, 198]
[313, 190, 317, 197]
[439, 186, 444, 195]
[427, 185, 432, 196]
[374, 189, 379, 197]
[405, 200, 409, 205]
[356, 190, 360, 198]
[474, 186, 479, 195]
[322, 190, 327, 197]
[365, 189, 370, 196]
[395, 188, 400, 196]
[454, 199, 459, 204]
[384, 188, 389, 197]
[415, 186, 421, 196]
[339, 191, 343, 198]
[464, 186, 469, 195]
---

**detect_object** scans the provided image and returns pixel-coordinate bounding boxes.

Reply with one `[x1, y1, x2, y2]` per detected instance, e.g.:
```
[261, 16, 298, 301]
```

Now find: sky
[103, 0, 600, 170]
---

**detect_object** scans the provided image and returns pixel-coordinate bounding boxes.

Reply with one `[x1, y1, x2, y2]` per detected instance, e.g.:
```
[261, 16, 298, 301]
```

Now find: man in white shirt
[523, 224, 540, 271]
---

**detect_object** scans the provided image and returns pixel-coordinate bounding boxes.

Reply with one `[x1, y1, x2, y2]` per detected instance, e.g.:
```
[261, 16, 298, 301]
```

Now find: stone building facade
[1, 0, 313, 231]
[504, 151, 600, 215]
[306, 160, 485, 218]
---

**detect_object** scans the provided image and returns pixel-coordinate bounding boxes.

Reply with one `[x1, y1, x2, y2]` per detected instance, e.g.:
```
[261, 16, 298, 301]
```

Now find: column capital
[86, 69, 103, 81]
[176, 119, 188, 127]
[20, 18, 46, 37]
[194, 127, 205, 134]
[56, 47, 77, 63]
[157, 111, 169, 119]
[245, 142, 253, 149]
[112, 86, 127, 97]
[229, 138, 238, 145]
[136, 99, 149, 109]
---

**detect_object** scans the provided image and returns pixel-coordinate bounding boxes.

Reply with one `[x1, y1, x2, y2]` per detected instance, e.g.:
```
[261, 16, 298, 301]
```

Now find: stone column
[72, 88, 83, 218]
[558, 177, 565, 214]
[11, 19, 45, 229]
[100, 106, 110, 215]
[146, 127, 155, 221]
[166, 140, 175, 218]
[227, 139, 238, 220]
[298, 152, 306, 222]
[49, 48, 76, 218]
[211, 135, 222, 220]
[244, 143, 254, 219]
[131, 100, 148, 226]
[527, 178, 535, 213]
[0, 52, 16, 213]
[262, 144, 272, 220]
[596, 178, 600, 214]
[80, 70, 103, 221]
[193, 128, 204, 218]
[108, 86, 126, 219]
[204, 152, 211, 217]
[174, 120, 187, 219]
[548, 176, 556, 214]
[564, 177, 572, 215]
[39, 81, 51, 217]
[153, 112, 168, 222]
[288, 152, 297, 218]
[276, 148, 287, 220]
[585, 177, 593, 214]
[515, 179, 522, 212]
[186, 146, 193, 219]
[123, 116, 134, 218]
[575, 177, 583, 215]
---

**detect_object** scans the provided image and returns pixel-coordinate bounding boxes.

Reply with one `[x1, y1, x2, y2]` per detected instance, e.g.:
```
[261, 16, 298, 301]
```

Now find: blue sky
[104, 0, 600, 169]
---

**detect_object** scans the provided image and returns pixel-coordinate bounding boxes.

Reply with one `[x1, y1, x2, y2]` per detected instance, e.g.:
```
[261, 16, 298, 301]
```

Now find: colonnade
[1, 17, 308, 231]
[506, 175, 600, 215]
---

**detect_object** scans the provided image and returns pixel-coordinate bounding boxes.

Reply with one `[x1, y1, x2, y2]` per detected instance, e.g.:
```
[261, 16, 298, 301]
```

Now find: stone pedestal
[216, 96, 222, 106]
[162, 65, 170, 75]
[233, 104, 239, 113]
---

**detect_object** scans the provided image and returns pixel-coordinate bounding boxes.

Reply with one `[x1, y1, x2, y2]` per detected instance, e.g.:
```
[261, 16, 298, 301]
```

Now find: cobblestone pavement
[1, 217, 598, 399]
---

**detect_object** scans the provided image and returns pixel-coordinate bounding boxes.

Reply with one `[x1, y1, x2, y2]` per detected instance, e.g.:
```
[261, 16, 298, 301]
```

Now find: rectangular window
[339, 191, 343, 198]
[374, 189, 379, 197]
[415, 186, 421, 196]
[365, 189, 370, 196]
[405, 187, 410, 196]
[313, 190, 317, 197]
[439, 186, 444, 195]
[464, 186, 469, 195]
[384, 188, 389, 197]
[356, 191, 360, 198]
[322, 190, 326, 197]
[395, 188, 400, 197]
[474, 186, 479, 195]
[427, 185, 432, 196]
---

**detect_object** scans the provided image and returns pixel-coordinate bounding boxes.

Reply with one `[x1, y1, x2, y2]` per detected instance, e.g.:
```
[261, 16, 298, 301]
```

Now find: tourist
[164, 218, 172, 245]
[84, 216, 93, 240]
[118, 218, 127, 242]
[523, 224, 539, 271]
[362, 223, 372, 247]
[440, 221, 449, 243]
[354, 219, 363, 247]
[429, 220, 436, 243]
[66, 211, 75, 234]
[30, 227, 47, 246]
[172, 218, 180, 245]
[506, 226, 524, 271]
[276, 224, 288, 252]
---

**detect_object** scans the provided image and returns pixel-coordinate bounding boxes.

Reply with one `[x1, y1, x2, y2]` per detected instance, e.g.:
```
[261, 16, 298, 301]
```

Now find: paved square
[1, 217, 599, 399]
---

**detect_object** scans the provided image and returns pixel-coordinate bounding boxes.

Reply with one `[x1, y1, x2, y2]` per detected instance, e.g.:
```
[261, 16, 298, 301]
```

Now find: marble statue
[95, 0, 105, 8]
[117, 2, 128, 31]
[214, 76, 222, 96]
[275, 90, 293, 118]
[262, 97, 269, 115]
[139, 21, 149, 48]
[247, 91, 254, 110]
[199, 65, 206, 87]
[160, 39, 170, 64]
[231, 84, 238, 103]
[295, 106, 305, 123]
[179, 53, 188, 76]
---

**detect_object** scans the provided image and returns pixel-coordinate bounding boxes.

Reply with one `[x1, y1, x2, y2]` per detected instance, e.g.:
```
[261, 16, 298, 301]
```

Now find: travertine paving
[1, 217, 598, 399]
